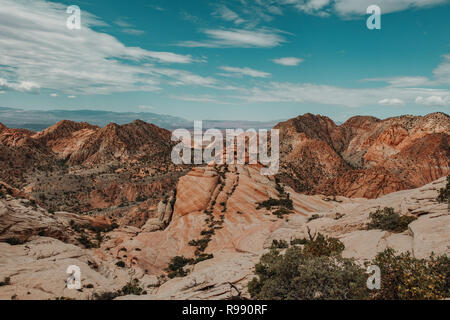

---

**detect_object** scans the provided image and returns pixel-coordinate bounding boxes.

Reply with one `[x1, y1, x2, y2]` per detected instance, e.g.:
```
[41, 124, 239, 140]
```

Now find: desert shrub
[248, 247, 369, 300]
[92, 291, 119, 300]
[436, 175, 450, 203]
[115, 261, 126, 268]
[367, 207, 417, 233]
[302, 232, 345, 257]
[0, 277, 11, 286]
[271, 239, 289, 249]
[77, 233, 97, 249]
[166, 256, 194, 279]
[188, 238, 211, 253]
[120, 279, 146, 296]
[4, 237, 25, 246]
[290, 238, 308, 246]
[257, 198, 293, 211]
[370, 248, 449, 300]
[200, 229, 215, 236]
[307, 214, 320, 222]
[275, 183, 285, 195]
[272, 207, 292, 218]
[194, 253, 214, 264]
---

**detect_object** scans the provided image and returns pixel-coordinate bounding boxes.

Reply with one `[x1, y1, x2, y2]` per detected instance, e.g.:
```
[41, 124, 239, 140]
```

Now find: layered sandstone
[275, 112, 449, 198]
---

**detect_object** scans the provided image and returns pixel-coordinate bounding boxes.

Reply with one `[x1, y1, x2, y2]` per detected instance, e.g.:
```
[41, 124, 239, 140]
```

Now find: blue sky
[0, 0, 449, 122]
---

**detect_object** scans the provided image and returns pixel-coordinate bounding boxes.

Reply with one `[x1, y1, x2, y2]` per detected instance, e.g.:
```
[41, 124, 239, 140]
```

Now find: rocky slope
[275, 112, 450, 198]
[0, 165, 448, 300]
[0, 120, 187, 218]
[0, 113, 449, 300]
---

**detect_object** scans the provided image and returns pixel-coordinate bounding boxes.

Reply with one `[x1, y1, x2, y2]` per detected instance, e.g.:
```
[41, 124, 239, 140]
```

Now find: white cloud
[272, 57, 304, 66]
[114, 18, 145, 35]
[151, 68, 217, 86]
[415, 96, 449, 106]
[171, 95, 232, 104]
[0, 0, 202, 95]
[332, 0, 449, 17]
[218, 66, 271, 78]
[231, 82, 450, 107]
[365, 76, 431, 87]
[121, 28, 146, 36]
[232, 0, 450, 19]
[178, 28, 286, 48]
[433, 54, 450, 85]
[137, 105, 155, 111]
[213, 5, 245, 25]
[363, 55, 450, 88]
[378, 98, 405, 106]
[0, 78, 39, 93]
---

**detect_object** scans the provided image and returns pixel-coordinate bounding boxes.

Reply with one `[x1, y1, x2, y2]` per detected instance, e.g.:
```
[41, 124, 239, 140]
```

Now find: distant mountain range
[0, 107, 280, 131]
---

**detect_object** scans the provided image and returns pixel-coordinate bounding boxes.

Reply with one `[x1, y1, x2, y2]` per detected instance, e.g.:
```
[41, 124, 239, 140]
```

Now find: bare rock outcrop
[276, 112, 450, 198]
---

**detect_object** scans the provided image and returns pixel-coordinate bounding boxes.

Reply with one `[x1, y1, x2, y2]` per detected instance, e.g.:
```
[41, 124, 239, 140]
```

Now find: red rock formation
[68, 120, 173, 165]
[276, 112, 450, 198]
[33, 120, 98, 159]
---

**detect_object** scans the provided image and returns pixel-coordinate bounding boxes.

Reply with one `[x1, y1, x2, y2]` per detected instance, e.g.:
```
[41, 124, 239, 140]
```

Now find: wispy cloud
[178, 28, 287, 48]
[231, 82, 450, 107]
[378, 98, 405, 106]
[213, 5, 245, 25]
[332, 0, 450, 17]
[364, 54, 450, 87]
[218, 66, 271, 78]
[151, 68, 217, 87]
[0, 78, 40, 93]
[114, 18, 145, 35]
[171, 94, 232, 104]
[219, 0, 450, 20]
[415, 95, 449, 106]
[0, 0, 203, 95]
[272, 57, 304, 66]
[138, 105, 156, 111]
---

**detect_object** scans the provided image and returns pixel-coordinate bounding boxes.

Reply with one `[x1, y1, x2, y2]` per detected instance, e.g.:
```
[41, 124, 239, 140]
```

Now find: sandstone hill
[0, 120, 187, 216]
[0, 164, 447, 300]
[0, 114, 448, 300]
[275, 112, 449, 198]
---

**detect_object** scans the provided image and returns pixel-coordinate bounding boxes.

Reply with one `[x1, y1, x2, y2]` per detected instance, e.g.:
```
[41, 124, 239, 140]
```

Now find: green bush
[188, 238, 211, 253]
[272, 207, 291, 218]
[248, 247, 369, 300]
[307, 214, 320, 222]
[93, 279, 146, 300]
[194, 253, 214, 264]
[367, 207, 417, 233]
[370, 248, 449, 300]
[271, 240, 289, 249]
[120, 279, 146, 296]
[4, 237, 25, 246]
[77, 233, 97, 249]
[257, 198, 293, 211]
[436, 175, 450, 204]
[92, 291, 119, 300]
[302, 232, 345, 257]
[166, 256, 194, 279]
[290, 238, 308, 246]
[0, 277, 11, 286]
